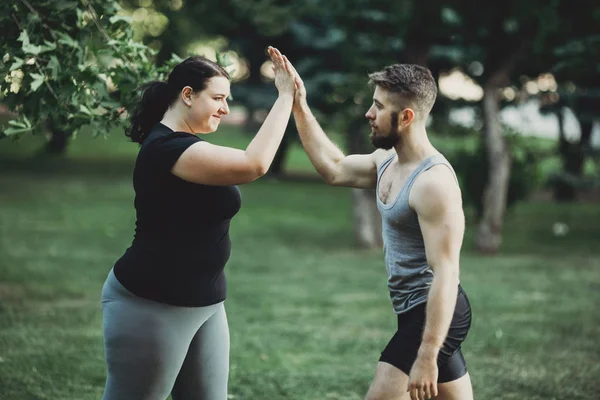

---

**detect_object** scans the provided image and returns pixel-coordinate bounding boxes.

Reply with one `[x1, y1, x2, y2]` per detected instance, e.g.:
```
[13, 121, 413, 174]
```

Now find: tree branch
[488, 39, 532, 87]
[11, 13, 60, 102]
[20, 0, 135, 73]
[81, 0, 135, 69]
[18, 0, 57, 40]
[81, 0, 112, 42]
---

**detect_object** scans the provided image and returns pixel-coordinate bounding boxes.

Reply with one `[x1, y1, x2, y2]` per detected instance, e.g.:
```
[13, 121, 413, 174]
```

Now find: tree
[0, 0, 179, 146]
[436, 0, 562, 253]
[548, 3, 600, 201]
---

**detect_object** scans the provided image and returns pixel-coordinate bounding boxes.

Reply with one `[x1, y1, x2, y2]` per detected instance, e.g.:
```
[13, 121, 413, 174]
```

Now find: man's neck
[394, 124, 438, 164]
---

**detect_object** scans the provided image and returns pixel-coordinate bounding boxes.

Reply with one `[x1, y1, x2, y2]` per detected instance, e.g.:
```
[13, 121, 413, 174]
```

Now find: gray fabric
[376, 153, 457, 314]
[101, 269, 229, 400]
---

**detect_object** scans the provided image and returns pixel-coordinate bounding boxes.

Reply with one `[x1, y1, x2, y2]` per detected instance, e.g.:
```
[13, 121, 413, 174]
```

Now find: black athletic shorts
[379, 285, 472, 383]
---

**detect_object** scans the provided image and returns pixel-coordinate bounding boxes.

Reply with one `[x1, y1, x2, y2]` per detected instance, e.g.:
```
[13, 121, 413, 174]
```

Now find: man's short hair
[368, 64, 437, 117]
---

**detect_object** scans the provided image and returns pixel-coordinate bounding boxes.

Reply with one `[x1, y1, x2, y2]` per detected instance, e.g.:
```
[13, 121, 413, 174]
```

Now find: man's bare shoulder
[410, 164, 462, 214]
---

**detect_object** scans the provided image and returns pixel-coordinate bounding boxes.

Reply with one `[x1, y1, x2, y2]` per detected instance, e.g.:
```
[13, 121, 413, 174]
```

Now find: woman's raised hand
[267, 46, 295, 96]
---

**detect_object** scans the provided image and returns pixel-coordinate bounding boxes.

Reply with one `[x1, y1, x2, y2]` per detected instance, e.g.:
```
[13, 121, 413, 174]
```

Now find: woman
[101, 47, 294, 400]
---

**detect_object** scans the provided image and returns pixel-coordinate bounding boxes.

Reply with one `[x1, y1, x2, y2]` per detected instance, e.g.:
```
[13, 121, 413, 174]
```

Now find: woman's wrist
[277, 91, 295, 101]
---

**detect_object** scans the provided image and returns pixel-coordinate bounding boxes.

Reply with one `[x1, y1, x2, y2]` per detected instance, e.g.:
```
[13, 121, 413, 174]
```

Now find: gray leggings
[101, 269, 229, 400]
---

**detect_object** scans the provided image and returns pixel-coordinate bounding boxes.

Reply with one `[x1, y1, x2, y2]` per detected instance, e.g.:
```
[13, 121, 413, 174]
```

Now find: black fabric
[379, 285, 472, 383]
[113, 123, 242, 306]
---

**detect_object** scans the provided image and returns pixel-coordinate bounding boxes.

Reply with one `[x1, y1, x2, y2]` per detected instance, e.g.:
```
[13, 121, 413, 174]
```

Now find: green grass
[1, 129, 599, 399]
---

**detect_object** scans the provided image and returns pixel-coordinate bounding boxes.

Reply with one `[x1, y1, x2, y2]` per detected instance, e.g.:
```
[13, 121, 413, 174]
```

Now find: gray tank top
[376, 153, 457, 314]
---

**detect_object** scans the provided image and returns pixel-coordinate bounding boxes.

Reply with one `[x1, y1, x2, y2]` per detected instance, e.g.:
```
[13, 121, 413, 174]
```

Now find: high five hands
[266, 47, 306, 108]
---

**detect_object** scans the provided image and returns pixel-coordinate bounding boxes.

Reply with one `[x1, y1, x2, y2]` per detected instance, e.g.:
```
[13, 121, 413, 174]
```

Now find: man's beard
[370, 111, 400, 150]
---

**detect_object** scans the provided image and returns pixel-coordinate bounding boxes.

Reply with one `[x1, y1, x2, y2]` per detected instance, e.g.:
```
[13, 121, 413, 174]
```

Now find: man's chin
[372, 143, 395, 150]
[370, 135, 396, 150]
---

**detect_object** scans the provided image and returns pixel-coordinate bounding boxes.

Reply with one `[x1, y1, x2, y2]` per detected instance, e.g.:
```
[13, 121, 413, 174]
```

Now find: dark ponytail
[126, 81, 178, 144]
[126, 56, 230, 144]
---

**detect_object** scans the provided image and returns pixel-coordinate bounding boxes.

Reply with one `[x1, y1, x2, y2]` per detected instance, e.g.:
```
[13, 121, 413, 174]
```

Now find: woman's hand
[267, 46, 295, 96]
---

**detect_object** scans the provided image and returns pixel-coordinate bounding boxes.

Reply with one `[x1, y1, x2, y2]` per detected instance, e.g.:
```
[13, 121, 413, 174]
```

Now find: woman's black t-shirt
[113, 123, 242, 306]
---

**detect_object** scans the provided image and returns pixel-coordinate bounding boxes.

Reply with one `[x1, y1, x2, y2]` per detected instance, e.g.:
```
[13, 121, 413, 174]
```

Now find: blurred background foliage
[1, 0, 599, 251]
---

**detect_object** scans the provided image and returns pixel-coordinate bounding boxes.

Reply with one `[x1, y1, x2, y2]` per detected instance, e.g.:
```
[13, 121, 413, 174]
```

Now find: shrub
[443, 131, 545, 218]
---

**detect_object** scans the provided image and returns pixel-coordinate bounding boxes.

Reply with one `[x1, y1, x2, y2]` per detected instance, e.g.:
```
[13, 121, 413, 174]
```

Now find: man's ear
[401, 108, 415, 126]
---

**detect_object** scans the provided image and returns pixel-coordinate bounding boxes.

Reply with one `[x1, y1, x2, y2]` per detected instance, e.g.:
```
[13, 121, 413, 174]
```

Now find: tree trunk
[554, 113, 594, 201]
[348, 118, 383, 249]
[475, 83, 511, 254]
[44, 130, 70, 154]
[43, 119, 70, 154]
[351, 188, 382, 248]
[554, 106, 576, 201]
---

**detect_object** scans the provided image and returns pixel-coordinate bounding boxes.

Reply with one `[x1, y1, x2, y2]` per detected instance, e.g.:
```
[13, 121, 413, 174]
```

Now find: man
[273, 48, 474, 400]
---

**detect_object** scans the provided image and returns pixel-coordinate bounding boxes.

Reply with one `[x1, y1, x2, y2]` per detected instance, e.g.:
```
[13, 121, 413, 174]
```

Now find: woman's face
[186, 76, 231, 134]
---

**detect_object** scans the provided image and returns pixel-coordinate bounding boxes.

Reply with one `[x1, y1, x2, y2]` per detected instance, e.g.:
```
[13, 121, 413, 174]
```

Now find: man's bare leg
[365, 362, 411, 400]
[436, 373, 473, 400]
[364, 362, 473, 400]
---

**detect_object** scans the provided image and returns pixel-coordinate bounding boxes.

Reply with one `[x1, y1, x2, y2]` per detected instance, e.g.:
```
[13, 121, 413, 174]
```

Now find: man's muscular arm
[293, 102, 385, 188]
[280, 50, 386, 189]
[407, 165, 465, 400]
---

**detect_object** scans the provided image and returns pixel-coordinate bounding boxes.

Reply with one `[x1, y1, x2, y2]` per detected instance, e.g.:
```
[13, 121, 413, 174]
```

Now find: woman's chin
[197, 123, 219, 134]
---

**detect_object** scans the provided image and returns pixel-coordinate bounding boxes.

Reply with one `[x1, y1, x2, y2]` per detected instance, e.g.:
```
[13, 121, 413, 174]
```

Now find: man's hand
[407, 352, 439, 400]
[278, 55, 307, 111]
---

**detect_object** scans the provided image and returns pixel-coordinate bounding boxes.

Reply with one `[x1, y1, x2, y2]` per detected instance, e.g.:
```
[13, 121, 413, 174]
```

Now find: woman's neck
[160, 108, 195, 134]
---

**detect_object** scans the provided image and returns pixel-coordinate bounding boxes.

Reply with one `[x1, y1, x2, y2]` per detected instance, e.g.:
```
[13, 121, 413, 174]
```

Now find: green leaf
[17, 30, 44, 55]
[17, 30, 30, 46]
[10, 57, 24, 71]
[56, 32, 80, 49]
[23, 43, 43, 56]
[3, 126, 32, 136]
[39, 41, 57, 54]
[79, 104, 92, 116]
[47, 56, 60, 80]
[8, 120, 26, 128]
[4, 116, 33, 135]
[30, 73, 45, 92]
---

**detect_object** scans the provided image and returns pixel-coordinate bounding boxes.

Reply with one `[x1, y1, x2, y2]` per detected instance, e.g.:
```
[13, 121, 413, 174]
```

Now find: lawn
[0, 128, 599, 399]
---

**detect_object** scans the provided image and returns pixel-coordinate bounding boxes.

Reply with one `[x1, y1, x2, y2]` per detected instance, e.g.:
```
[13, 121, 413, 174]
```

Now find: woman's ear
[181, 86, 193, 107]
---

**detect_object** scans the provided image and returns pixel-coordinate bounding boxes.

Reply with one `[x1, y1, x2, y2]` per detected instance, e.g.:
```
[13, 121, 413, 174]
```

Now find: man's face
[364, 86, 408, 150]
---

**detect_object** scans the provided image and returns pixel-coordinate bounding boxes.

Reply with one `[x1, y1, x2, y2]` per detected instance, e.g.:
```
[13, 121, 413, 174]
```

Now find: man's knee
[365, 361, 411, 400]
[364, 389, 386, 400]
[365, 386, 408, 400]
[436, 372, 473, 400]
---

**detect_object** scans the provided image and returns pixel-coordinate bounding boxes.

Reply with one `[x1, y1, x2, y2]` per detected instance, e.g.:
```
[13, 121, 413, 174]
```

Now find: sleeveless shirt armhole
[404, 158, 456, 204]
[428, 161, 459, 186]
[377, 152, 397, 176]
